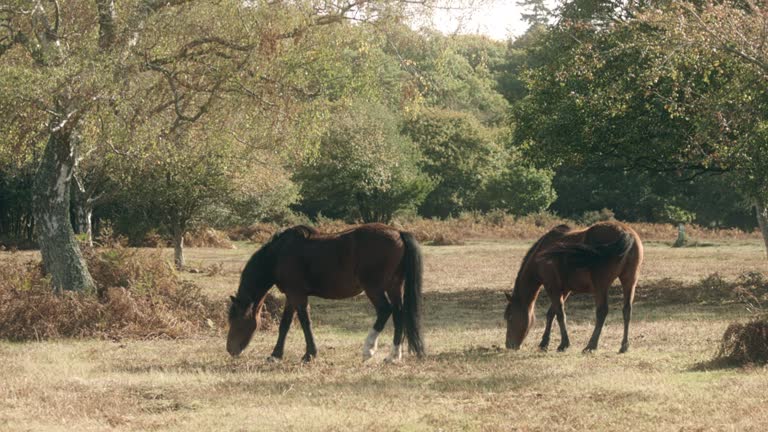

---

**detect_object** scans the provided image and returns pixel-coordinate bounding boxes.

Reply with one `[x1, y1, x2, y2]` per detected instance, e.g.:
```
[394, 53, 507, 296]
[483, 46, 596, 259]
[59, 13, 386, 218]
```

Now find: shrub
[580, 208, 615, 226]
[184, 227, 235, 249]
[478, 165, 557, 216]
[0, 247, 230, 340]
[227, 223, 286, 243]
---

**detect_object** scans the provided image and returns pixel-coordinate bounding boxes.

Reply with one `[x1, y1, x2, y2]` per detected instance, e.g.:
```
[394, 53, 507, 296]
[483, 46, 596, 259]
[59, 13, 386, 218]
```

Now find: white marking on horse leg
[385, 344, 402, 363]
[266, 355, 282, 363]
[362, 328, 380, 361]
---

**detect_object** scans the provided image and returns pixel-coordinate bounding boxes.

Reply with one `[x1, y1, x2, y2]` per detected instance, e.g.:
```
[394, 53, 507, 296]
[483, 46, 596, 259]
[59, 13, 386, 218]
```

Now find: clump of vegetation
[0, 247, 228, 341]
[183, 227, 235, 249]
[638, 272, 768, 306]
[580, 208, 615, 226]
[428, 232, 465, 246]
[705, 272, 768, 367]
[227, 223, 277, 244]
[715, 319, 768, 366]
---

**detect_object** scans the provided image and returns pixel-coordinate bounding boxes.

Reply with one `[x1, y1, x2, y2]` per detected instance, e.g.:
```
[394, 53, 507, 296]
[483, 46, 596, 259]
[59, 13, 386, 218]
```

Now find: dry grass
[228, 217, 762, 247]
[0, 247, 226, 340]
[1, 239, 768, 431]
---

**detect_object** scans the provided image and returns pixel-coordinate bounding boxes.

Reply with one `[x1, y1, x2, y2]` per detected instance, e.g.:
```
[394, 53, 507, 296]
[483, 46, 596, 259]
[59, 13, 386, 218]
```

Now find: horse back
[535, 221, 642, 289]
[274, 224, 405, 299]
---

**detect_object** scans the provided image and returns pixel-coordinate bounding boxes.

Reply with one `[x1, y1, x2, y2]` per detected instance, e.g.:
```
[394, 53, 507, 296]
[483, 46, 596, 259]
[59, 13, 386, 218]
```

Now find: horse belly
[566, 271, 593, 294]
[309, 276, 364, 300]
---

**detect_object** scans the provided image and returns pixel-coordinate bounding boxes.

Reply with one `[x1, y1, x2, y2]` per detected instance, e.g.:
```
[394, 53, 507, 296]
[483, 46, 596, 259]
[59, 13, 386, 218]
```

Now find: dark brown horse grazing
[504, 221, 643, 353]
[227, 224, 425, 363]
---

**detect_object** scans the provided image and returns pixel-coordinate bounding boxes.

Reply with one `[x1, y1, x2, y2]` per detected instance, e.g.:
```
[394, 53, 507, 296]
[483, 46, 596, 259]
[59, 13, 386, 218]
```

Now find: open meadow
[1, 238, 768, 431]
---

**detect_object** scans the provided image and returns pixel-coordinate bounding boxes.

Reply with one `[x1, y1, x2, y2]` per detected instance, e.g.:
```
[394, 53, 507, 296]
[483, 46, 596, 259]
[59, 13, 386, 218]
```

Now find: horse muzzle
[226, 340, 244, 357]
[506, 341, 520, 350]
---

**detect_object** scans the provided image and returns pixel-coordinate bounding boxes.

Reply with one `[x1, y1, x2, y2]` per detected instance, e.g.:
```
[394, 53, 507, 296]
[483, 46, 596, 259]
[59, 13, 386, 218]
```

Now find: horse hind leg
[584, 283, 609, 353]
[295, 301, 318, 363]
[363, 292, 393, 361]
[381, 279, 406, 363]
[619, 268, 639, 354]
[384, 303, 404, 363]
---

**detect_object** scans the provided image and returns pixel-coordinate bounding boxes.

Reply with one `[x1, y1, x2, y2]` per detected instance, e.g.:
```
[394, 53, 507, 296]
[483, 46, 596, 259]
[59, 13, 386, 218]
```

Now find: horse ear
[505, 292, 514, 303]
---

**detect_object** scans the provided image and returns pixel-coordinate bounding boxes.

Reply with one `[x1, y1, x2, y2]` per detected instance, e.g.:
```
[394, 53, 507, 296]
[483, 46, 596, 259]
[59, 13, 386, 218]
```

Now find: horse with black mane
[227, 223, 425, 363]
[504, 221, 643, 353]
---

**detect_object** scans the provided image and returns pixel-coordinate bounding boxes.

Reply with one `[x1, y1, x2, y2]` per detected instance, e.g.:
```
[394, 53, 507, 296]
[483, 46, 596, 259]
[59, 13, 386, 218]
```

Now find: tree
[639, 1, 768, 255]
[514, 1, 768, 256]
[1, 0, 459, 290]
[295, 100, 432, 223]
[382, 26, 510, 125]
[404, 108, 505, 217]
[477, 162, 556, 215]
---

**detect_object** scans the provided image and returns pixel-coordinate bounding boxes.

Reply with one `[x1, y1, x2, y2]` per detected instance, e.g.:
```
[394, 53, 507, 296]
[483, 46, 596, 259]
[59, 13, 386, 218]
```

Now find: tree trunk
[72, 181, 94, 247]
[96, 0, 117, 49]
[33, 129, 95, 292]
[74, 204, 94, 247]
[172, 227, 185, 270]
[673, 223, 687, 248]
[756, 200, 768, 259]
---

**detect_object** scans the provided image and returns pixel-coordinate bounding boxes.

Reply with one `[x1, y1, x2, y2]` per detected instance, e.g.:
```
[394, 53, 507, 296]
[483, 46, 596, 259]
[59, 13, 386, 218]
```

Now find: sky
[428, 1, 531, 40]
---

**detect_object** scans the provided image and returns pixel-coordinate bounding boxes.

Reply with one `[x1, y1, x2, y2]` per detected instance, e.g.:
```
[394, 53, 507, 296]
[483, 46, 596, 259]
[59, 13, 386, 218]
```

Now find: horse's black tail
[540, 229, 634, 268]
[400, 231, 425, 357]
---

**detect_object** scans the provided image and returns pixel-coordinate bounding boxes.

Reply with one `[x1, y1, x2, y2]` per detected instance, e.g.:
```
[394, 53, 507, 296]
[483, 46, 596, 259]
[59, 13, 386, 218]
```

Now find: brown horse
[504, 221, 643, 353]
[227, 224, 425, 362]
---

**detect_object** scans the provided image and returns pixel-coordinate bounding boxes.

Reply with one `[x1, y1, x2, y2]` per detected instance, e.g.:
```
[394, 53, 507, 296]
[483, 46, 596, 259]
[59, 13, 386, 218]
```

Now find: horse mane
[284, 224, 319, 239]
[511, 224, 571, 297]
[232, 225, 318, 309]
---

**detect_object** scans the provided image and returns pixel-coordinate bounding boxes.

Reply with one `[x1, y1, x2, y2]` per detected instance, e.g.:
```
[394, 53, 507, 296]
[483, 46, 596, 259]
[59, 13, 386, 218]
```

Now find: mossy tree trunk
[33, 125, 95, 292]
[171, 222, 186, 270]
[756, 201, 768, 259]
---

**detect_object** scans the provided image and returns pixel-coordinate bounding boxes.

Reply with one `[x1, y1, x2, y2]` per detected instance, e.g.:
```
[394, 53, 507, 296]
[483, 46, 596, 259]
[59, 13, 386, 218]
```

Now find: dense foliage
[2, 0, 768, 277]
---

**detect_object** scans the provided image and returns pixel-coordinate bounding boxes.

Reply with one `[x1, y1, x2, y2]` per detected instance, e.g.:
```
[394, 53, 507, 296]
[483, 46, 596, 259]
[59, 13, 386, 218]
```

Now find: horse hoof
[619, 345, 629, 354]
[301, 354, 316, 363]
[582, 347, 596, 354]
[556, 345, 569, 352]
[266, 355, 282, 363]
[539, 345, 549, 352]
[362, 349, 376, 362]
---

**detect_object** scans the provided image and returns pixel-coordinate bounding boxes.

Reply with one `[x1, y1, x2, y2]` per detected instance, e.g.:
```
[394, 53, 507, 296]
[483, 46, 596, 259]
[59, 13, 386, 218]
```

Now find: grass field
[1, 239, 767, 431]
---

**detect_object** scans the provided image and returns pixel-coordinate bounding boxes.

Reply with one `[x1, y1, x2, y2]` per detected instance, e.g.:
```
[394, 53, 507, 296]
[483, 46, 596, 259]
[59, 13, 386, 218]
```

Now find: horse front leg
[554, 299, 570, 352]
[539, 305, 556, 351]
[269, 304, 295, 362]
[296, 302, 318, 362]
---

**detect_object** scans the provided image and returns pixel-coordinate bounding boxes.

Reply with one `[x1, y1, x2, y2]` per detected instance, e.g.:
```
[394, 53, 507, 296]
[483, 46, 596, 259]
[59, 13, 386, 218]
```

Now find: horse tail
[540, 229, 634, 268]
[400, 231, 425, 357]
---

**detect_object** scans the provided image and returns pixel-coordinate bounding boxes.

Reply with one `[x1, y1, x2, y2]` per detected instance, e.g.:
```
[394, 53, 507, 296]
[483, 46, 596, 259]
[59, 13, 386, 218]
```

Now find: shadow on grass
[112, 352, 537, 395]
[308, 275, 763, 334]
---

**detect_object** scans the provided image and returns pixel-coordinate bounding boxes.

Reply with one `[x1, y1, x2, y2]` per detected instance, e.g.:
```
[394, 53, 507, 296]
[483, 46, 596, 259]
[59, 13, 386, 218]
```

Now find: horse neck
[512, 267, 540, 308]
[236, 257, 273, 305]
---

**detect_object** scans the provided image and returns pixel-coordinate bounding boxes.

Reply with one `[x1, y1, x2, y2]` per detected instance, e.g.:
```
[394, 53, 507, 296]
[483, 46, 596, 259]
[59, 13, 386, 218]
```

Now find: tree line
[1, 0, 766, 291]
